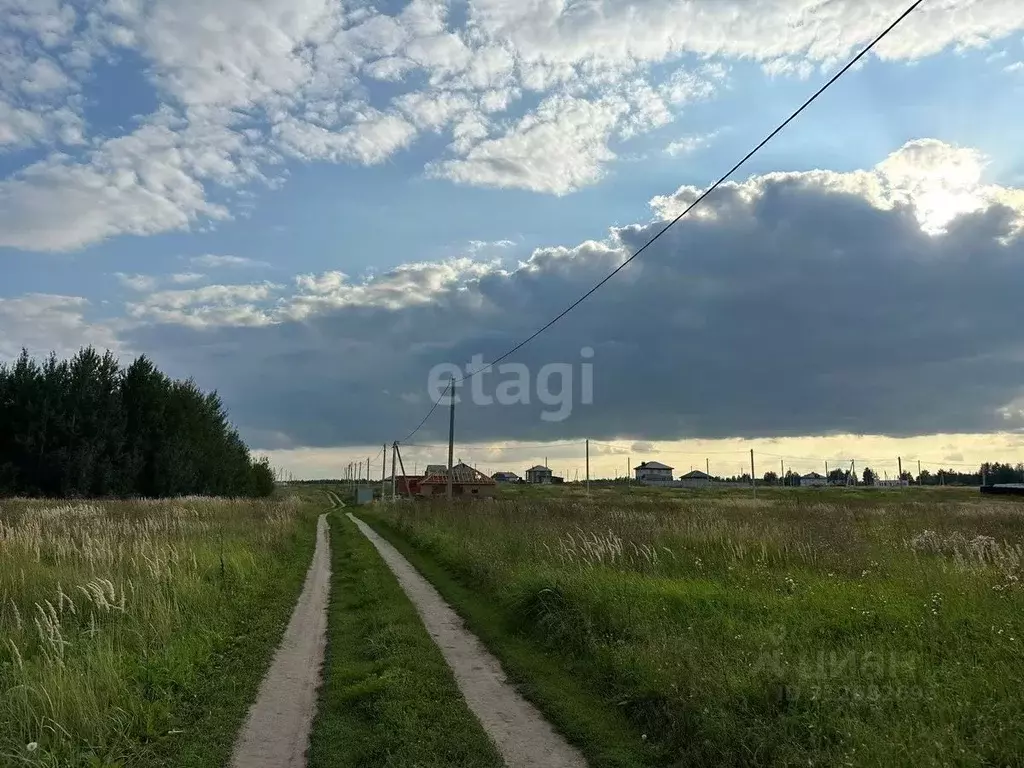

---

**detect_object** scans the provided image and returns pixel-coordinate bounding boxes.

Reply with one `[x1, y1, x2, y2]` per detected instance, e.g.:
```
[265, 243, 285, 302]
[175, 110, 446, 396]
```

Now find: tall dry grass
[0, 497, 311, 767]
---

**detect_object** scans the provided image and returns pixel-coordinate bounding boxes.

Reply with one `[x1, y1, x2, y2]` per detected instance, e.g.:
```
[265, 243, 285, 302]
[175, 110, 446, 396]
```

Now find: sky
[3, 0, 1024, 480]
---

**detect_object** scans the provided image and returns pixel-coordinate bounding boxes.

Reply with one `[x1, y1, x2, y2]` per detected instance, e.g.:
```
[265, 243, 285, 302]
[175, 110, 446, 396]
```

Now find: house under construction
[418, 462, 497, 498]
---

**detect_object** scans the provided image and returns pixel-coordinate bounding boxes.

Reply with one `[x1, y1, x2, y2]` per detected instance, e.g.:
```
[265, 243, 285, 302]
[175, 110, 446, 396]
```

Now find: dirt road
[230, 513, 331, 768]
[348, 513, 588, 768]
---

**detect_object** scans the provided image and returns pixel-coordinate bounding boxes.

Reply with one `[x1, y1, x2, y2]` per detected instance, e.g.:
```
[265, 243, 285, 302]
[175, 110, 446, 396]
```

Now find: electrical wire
[399, 379, 450, 443]
[397, 0, 925, 445]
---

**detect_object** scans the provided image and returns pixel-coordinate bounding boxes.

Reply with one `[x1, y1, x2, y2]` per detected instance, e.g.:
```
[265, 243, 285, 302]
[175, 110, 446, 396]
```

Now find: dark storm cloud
[123, 173, 1024, 449]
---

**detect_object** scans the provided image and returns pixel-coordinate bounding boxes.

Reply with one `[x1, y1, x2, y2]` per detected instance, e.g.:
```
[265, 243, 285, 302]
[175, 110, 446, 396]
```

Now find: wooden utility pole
[780, 459, 785, 486]
[917, 459, 921, 484]
[585, 439, 590, 496]
[750, 449, 756, 497]
[898, 456, 903, 485]
[381, 444, 387, 498]
[626, 456, 630, 487]
[706, 458, 710, 478]
[390, 443, 397, 498]
[395, 444, 410, 497]
[446, 379, 455, 501]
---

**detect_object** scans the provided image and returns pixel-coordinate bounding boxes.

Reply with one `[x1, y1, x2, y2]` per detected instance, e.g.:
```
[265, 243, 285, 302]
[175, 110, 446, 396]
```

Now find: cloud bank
[76, 138, 1024, 449]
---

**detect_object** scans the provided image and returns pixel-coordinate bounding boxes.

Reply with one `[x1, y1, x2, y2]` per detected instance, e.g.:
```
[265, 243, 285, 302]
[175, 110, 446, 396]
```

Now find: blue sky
[3, 0, 1024, 477]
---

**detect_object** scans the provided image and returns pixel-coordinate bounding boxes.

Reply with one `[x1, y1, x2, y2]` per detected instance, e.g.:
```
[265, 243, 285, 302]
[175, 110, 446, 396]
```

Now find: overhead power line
[400, 379, 451, 443]
[399, 0, 925, 444]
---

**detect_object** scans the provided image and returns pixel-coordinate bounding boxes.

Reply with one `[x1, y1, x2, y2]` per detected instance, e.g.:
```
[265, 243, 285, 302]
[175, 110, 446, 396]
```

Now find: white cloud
[126, 282, 283, 328]
[286, 258, 502, 318]
[190, 254, 269, 269]
[468, 239, 516, 251]
[170, 272, 206, 284]
[660, 63, 728, 105]
[273, 111, 417, 165]
[116, 273, 160, 292]
[0, 294, 121, 360]
[466, 0, 1024, 70]
[0, 109, 267, 251]
[430, 94, 629, 194]
[395, 90, 474, 131]
[102, 0, 347, 112]
[650, 139, 1024, 236]
[665, 132, 718, 157]
[20, 57, 71, 95]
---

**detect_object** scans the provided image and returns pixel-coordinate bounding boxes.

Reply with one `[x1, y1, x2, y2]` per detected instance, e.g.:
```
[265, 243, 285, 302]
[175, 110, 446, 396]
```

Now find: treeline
[0, 348, 274, 498]
[746, 463, 1023, 487]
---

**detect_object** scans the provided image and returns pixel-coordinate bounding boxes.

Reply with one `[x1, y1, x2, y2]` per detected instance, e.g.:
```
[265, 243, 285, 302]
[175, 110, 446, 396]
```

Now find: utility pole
[626, 456, 630, 487]
[585, 439, 590, 496]
[851, 459, 857, 486]
[750, 449, 756, 497]
[917, 459, 921, 485]
[898, 456, 902, 485]
[706, 458, 710, 478]
[395, 444, 410, 497]
[825, 460, 828, 480]
[446, 379, 455, 501]
[780, 459, 785, 486]
[381, 444, 387, 498]
[390, 443, 397, 498]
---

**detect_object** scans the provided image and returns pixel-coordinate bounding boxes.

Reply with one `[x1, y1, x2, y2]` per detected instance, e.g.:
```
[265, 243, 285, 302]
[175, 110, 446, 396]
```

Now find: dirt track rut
[348, 512, 587, 768]
[230, 513, 330, 768]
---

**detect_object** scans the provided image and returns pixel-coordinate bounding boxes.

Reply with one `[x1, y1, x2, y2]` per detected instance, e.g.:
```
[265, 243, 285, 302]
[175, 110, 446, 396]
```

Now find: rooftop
[635, 461, 674, 470]
[421, 462, 497, 485]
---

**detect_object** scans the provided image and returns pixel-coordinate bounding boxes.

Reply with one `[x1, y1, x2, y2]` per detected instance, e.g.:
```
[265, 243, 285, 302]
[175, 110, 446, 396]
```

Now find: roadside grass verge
[360, 511, 663, 768]
[308, 512, 502, 768]
[363, 493, 1024, 767]
[0, 497, 318, 768]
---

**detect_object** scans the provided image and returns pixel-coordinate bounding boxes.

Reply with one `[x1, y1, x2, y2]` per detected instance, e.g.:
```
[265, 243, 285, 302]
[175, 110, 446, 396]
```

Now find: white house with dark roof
[634, 461, 674, 484]
[800, 471, 828, 487]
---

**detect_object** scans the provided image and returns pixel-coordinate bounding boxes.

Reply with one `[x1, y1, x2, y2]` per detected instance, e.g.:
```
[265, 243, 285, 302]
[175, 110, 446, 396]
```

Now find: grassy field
[0, 495, 318, 767]
[363, 487, 1024, 767]
[309, 511, 502, 767]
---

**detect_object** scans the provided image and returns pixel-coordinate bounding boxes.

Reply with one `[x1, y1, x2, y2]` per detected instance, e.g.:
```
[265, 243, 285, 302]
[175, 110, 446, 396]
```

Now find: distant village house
[419, 462, 497, 498]
[678, 469, 712, 488]
[491, 471, 521, 483]
[525, 465, 554, 484]
[800, 471, 828, 487]
[634, 461, 674, 485]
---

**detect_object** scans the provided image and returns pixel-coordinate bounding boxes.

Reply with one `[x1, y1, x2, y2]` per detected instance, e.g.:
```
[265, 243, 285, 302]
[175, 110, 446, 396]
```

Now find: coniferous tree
[0, 347, 274, 498]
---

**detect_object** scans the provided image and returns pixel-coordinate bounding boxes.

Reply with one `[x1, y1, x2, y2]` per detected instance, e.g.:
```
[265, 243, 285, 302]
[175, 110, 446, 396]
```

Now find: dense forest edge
[0, 347, 274, 498]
